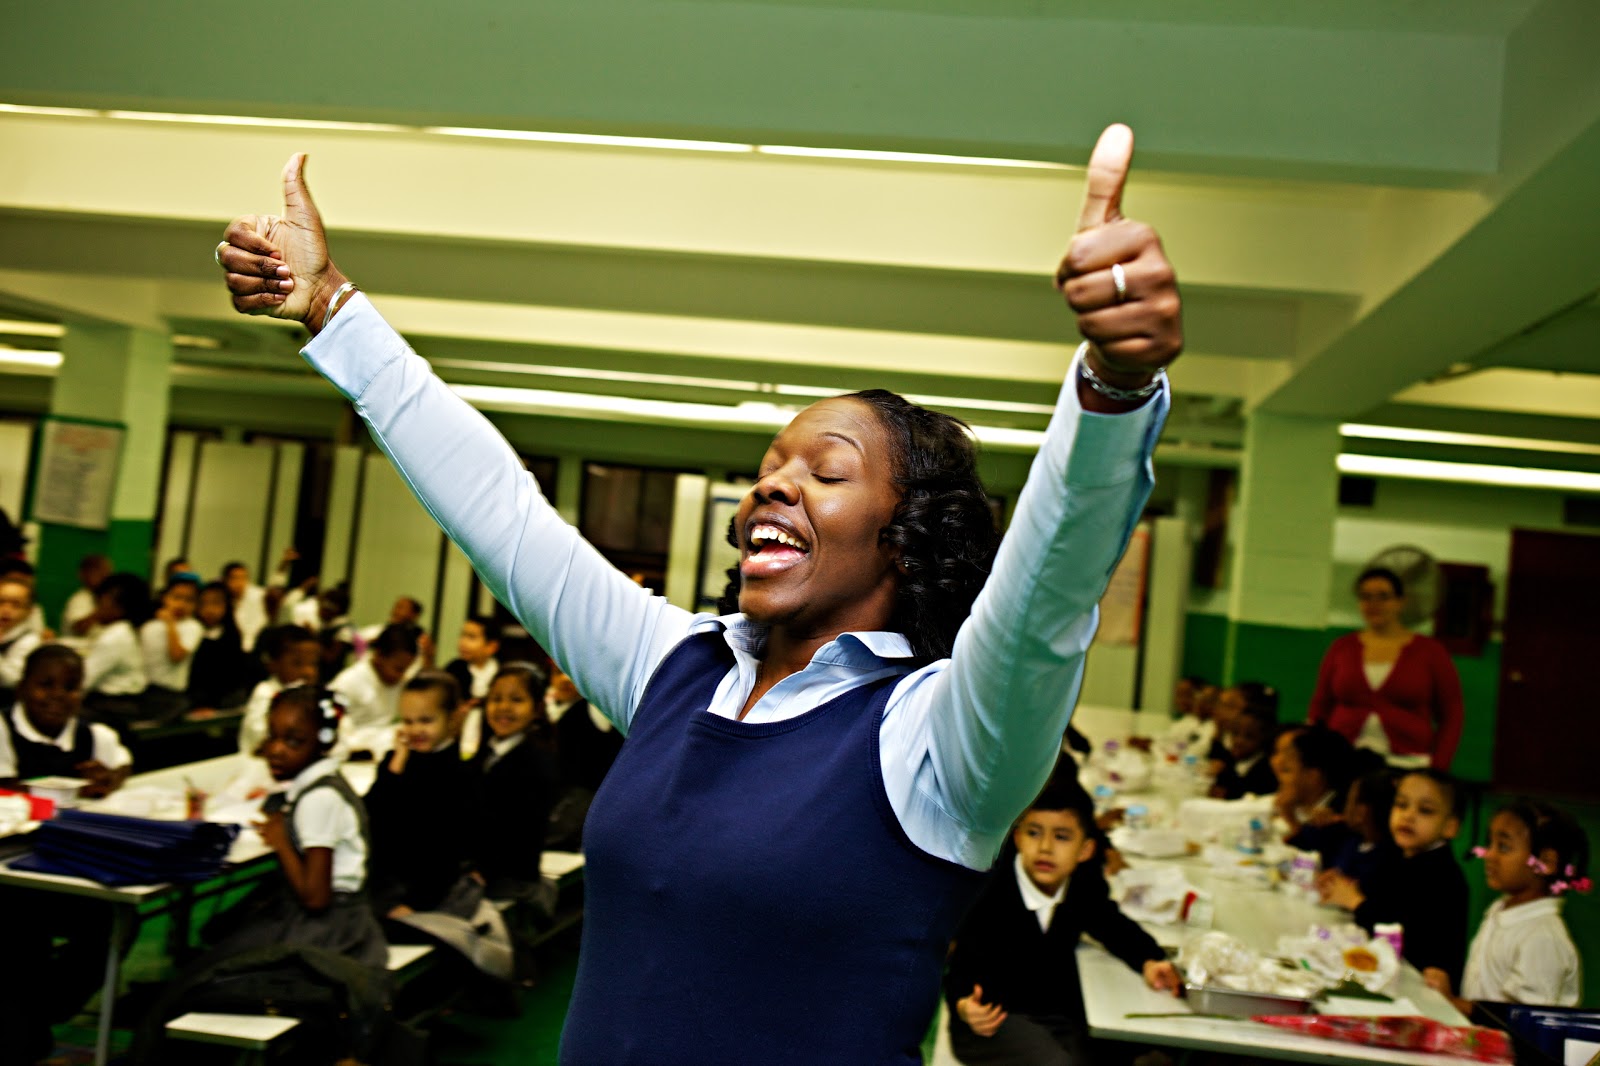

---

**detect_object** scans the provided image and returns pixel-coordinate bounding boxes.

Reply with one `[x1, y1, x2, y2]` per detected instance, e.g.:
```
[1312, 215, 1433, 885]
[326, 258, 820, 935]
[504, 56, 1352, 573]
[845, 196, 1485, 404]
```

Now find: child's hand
[75, 760, 119, 798]
[1318, 870, 1364, 910]
[1096, 807, 1125, 831]
[1126, 736, 1153, 753]
[387, 903, 416, 919]
[388, 729, 411, 774]
[1306, 807, 1342, 828]
[1143, 960, 1182, 995]
[257, 810, 291, 852]
[1102, 847, 1129, 877]
[1422, 968, 1452, 997]
[956, 985, 1007, 1037]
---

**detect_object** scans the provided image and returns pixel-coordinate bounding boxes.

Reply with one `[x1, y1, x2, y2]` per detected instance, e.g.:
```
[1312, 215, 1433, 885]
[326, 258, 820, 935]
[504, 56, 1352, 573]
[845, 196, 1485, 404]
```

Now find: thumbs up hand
[1055, 124, 1183, 396]
[217, 153, 349, 332]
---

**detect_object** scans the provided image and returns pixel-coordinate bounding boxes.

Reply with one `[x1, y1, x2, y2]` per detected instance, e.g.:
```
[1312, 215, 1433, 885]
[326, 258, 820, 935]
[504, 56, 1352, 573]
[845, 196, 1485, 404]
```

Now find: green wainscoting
[33, 519, 155, 629]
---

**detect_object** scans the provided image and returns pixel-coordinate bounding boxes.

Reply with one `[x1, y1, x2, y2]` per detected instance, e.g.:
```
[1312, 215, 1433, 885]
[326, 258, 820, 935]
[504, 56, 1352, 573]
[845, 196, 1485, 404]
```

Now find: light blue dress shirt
[303, 295, 1167, 870]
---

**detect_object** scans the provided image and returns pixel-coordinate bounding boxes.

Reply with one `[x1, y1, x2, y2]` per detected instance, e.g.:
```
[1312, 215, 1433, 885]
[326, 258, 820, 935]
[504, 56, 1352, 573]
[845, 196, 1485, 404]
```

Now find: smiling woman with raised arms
[216, 123, 1183, 1065]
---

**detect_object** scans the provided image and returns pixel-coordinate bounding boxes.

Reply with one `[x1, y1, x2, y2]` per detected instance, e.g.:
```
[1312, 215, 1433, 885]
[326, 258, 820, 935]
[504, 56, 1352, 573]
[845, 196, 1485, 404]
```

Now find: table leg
[167, 886, 194, 962]
[95, 904, 130, 1066]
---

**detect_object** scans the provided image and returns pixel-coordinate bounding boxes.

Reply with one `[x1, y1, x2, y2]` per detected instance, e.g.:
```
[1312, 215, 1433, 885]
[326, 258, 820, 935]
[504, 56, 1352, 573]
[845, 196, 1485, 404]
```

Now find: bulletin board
[28, 417, 124, 530]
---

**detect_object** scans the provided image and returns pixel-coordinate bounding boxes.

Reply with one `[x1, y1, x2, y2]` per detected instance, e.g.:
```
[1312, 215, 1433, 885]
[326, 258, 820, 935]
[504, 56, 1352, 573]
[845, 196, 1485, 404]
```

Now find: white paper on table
[1320, 995, 1421, 1017]
[1111, 863, 1199, 924]
[1564, 1038, 1600, 1066]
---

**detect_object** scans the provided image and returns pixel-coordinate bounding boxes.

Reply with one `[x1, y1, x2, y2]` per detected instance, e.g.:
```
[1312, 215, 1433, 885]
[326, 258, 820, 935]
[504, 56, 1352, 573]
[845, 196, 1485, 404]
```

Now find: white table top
[1079, 851, 1472, 1064]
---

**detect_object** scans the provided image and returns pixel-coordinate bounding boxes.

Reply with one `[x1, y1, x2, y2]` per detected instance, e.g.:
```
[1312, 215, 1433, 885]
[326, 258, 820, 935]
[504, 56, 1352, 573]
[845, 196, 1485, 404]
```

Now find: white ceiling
[0, 0, 1596, 469]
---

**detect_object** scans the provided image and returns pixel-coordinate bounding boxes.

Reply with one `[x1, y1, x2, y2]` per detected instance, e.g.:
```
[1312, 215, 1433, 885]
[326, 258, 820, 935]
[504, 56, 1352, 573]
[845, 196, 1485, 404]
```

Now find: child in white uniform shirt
[328, 623, 418, 756]
[81, 573, 151, 724]
[0, 645, 131, 795]
[139, 576, 205, 722]
[0, 575, 43, 703]
[239, 624, 321, 755]
[59, 553, 110, 648]
[1427, 800, 1588, 1011]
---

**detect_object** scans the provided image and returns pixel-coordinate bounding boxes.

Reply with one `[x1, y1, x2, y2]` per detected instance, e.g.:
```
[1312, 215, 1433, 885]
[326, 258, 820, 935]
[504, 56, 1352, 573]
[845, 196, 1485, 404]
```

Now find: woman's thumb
[972, 984, 983, 1003]
[281, 152, 323, 228]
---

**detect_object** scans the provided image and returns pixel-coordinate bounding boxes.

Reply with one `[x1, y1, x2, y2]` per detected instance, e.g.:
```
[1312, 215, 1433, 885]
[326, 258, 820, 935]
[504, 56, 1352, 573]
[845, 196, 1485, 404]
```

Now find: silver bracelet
[1079, 354, 1165, 403]
[320, 281, 359, 332]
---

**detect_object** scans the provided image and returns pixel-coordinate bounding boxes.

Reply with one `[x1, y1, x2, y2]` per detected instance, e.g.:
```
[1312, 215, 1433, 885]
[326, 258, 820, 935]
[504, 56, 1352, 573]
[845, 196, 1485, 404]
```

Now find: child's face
[1274, 742, 1325, 807]
[372, 649, 416, 687]
[262, 704, 324, 781]
[223, 566, 249, 599]
[547, 666, 579, 706]
[1194, 685, 1219, 721]
[272, 639, 321, 687]
[1012, 809, 1095, 895]
[93, 589, 125, 624]
[197, 587, 230, 627]
[0, 579, 31, 634]
[456, 622, 497, 665]
[1390, 774, 1459, 857]
[1173, 678, 1196, 716]
[317, 593, 344, 622]
[80, 557, 110, 590]
[388, 597, 420, 625]
[1269, 728, 1302, 785]
[485, 675, 541, 739]
[1342, 784, 1375, 841]
[1481, 811, 1545, 897]
[1228, 715, 1267, 762]
[397, 692, 452, 753]
[163, 583, 198, 620]
[18, 658, 83, 738]
[1214, 687, 1247, 731]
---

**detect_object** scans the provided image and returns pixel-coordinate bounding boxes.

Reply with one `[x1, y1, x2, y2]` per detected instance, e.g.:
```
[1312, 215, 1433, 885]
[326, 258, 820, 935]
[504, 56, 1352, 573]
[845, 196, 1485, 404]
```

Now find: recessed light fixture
[1340, 423, 1600, 457]
[1336, 453, 1600, 494]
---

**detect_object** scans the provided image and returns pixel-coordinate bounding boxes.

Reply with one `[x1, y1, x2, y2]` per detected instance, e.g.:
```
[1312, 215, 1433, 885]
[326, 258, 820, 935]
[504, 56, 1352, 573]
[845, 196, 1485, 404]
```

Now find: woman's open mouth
[741, 522, 812, 578]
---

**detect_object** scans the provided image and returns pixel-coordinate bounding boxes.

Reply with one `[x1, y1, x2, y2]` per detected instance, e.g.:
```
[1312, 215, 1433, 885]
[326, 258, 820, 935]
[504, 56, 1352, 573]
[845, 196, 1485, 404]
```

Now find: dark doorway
[1494, 529, 1600, 799]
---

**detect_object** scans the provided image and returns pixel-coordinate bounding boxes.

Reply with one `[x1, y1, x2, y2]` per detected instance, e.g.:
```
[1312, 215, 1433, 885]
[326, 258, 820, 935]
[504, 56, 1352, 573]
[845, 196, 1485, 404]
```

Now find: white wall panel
[155, 431, 199, 573]
[0, 419, 35, 523]
[187, 440, 274, 581]
[349, 453, 443, 632]
[263, 442, 303, 579]
[320, 445, 363, 588]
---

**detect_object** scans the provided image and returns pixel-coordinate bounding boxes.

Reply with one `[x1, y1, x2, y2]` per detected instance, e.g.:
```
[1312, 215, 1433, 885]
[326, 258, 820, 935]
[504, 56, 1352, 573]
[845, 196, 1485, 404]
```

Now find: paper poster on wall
[30, 418, 124, 530]
[1095, 524, 1150, 646]
[697, 483, 747, 610]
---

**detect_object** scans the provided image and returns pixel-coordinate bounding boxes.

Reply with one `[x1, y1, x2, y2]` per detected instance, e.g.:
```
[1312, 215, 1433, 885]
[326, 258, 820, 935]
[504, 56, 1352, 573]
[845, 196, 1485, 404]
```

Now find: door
[1494, 529, 1600, 799]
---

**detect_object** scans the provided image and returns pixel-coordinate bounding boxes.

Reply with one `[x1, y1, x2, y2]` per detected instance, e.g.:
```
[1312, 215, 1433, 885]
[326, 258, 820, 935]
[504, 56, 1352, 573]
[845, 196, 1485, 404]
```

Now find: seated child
[138, 574, 204, 722]
[1328, 770, 1398, 890]
[0, 573, 44, 705]
[546, 662, 624, 851]
[59, 553, 110, 645]
[444, 614, 501, 708]
[945, 774, 1180, 1065]
[211, 686, 386, 969]
[1274, 725, 1355, 853]
[328, 623, 418, 756]
[0, 644, 130, 796]
[1154, 674, 1208, 750]
[1211, 693, 1279, 799]
[365, 672, 475, 917]
[1426, 799, 1588, 1011]
[239, 624, 321, 756]
[1320, 768, 1468, 988]
[187, 580, 257, 711]
[81, 572, 151, 724]
[469, 662, 561, 903]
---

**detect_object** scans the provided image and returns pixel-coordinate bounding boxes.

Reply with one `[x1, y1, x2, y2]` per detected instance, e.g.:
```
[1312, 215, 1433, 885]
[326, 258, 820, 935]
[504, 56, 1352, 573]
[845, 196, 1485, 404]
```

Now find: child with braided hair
[1426, 799, 1589, 1011]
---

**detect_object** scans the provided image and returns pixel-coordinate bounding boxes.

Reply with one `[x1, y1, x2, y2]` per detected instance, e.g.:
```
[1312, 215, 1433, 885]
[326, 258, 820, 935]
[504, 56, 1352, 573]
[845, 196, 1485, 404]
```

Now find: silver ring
[1111, 262, 1128, 303]
[214, 241, 227, 269]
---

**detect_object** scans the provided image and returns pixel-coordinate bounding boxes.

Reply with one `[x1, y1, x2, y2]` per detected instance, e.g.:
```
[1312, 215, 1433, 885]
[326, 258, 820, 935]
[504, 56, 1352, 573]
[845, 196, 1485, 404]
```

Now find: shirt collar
[1495, 896, 1563, 923]
[1013, 852, 1067, 914]
[10, 704, 78, 751]
[714, 613, 918, 666]
[286, 756, 343, 800]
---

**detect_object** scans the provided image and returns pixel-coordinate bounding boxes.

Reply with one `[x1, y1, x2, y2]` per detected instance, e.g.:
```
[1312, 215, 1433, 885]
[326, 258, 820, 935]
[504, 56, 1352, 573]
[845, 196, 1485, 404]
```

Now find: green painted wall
[1181, 612, 1501, 783]
[33, 519, 155, 630]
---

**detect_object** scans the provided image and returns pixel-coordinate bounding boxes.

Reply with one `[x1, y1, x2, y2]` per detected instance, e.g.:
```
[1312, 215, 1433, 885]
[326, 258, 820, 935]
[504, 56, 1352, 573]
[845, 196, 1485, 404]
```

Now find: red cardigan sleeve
[1307, 636, 1347, 726]
[1423, 639, 1464, 770]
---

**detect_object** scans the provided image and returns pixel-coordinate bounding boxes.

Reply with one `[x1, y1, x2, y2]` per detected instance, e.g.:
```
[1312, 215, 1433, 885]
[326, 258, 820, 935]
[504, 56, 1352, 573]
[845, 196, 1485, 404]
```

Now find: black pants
[949, 1009, 1098, 1066]
[0, 889, 128, 1063]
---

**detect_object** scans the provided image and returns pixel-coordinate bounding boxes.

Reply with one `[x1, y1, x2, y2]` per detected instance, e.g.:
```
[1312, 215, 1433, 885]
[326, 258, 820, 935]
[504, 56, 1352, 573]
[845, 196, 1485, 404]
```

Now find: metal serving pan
[1182, 982, 1317, 1018]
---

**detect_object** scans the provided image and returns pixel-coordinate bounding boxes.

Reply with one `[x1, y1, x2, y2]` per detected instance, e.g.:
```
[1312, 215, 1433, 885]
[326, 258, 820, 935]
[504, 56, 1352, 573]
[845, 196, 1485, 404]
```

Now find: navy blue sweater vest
[560, 633, 986, 1065]
[1, 708, 95, 780]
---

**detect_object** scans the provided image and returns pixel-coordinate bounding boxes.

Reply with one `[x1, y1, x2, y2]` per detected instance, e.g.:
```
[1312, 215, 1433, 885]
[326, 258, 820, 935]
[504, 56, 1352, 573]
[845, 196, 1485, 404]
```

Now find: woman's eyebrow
[820, 431, 864, 454]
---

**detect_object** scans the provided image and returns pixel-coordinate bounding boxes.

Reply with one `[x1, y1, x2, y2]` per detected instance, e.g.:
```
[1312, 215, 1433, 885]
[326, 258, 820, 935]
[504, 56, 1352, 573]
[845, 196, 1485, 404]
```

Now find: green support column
[1223, 412, 1341, 719]
[34, 324, 172, 626]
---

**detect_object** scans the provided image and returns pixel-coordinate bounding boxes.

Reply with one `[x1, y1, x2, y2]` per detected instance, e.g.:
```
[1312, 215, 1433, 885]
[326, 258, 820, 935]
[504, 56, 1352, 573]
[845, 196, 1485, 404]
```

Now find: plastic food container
[1183, 982, 1316, 1018]
[25, 776, 87, 809]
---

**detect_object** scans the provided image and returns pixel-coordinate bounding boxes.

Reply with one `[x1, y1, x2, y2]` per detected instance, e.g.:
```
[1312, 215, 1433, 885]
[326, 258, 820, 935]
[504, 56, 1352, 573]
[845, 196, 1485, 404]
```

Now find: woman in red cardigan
[1308, 567, 1463, 770]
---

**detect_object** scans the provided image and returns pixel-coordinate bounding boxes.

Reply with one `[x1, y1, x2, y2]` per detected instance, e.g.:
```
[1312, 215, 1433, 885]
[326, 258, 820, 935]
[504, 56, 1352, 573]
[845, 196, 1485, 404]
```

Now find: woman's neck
[1364, 621, 1408, 640]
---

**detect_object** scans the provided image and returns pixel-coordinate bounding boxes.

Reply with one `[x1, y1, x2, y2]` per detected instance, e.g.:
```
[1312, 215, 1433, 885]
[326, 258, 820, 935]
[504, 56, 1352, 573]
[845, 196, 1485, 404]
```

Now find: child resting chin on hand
[944, 771, 1179, 1065]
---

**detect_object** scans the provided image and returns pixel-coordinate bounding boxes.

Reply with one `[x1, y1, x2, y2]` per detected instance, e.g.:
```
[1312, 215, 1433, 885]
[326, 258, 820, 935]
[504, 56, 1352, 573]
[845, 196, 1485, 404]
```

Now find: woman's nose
[753, 468, 799, 505]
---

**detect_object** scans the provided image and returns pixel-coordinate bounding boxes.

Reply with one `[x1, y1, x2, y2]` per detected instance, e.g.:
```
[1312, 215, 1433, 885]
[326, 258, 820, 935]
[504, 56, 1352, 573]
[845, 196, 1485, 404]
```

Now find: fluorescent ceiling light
[0, 320, 64, 338]
[1337, 453, 1600, 494]
[1, 103, 1072, 170]
[1340, 422, 1600, 457]
[0, 347, 63, 369]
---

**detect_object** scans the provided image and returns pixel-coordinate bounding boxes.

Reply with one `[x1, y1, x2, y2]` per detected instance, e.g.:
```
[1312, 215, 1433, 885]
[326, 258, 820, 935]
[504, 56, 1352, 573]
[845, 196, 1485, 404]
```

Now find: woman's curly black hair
[716, 389, 1000, 663]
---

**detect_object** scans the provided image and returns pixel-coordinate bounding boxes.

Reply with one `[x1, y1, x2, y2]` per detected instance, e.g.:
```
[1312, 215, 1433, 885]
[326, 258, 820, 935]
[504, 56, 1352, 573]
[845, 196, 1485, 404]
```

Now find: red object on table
[0, 788, 56, 821]
[1252, 1014, 1512, 1063]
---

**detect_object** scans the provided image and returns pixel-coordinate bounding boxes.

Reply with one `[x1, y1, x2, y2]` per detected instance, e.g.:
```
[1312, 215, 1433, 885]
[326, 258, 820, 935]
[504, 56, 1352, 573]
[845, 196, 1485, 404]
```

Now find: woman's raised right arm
[216, 155, 692, 729]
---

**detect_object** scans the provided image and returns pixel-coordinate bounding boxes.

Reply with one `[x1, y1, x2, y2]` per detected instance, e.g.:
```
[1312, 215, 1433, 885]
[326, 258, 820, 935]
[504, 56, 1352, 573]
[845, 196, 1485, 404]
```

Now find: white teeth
[750, 523, 807, 551]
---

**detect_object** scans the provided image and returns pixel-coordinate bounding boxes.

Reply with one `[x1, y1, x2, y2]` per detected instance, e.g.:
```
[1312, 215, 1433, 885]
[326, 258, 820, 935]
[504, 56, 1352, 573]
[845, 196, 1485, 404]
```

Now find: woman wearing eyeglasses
[1308, 566, 1464, 770]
